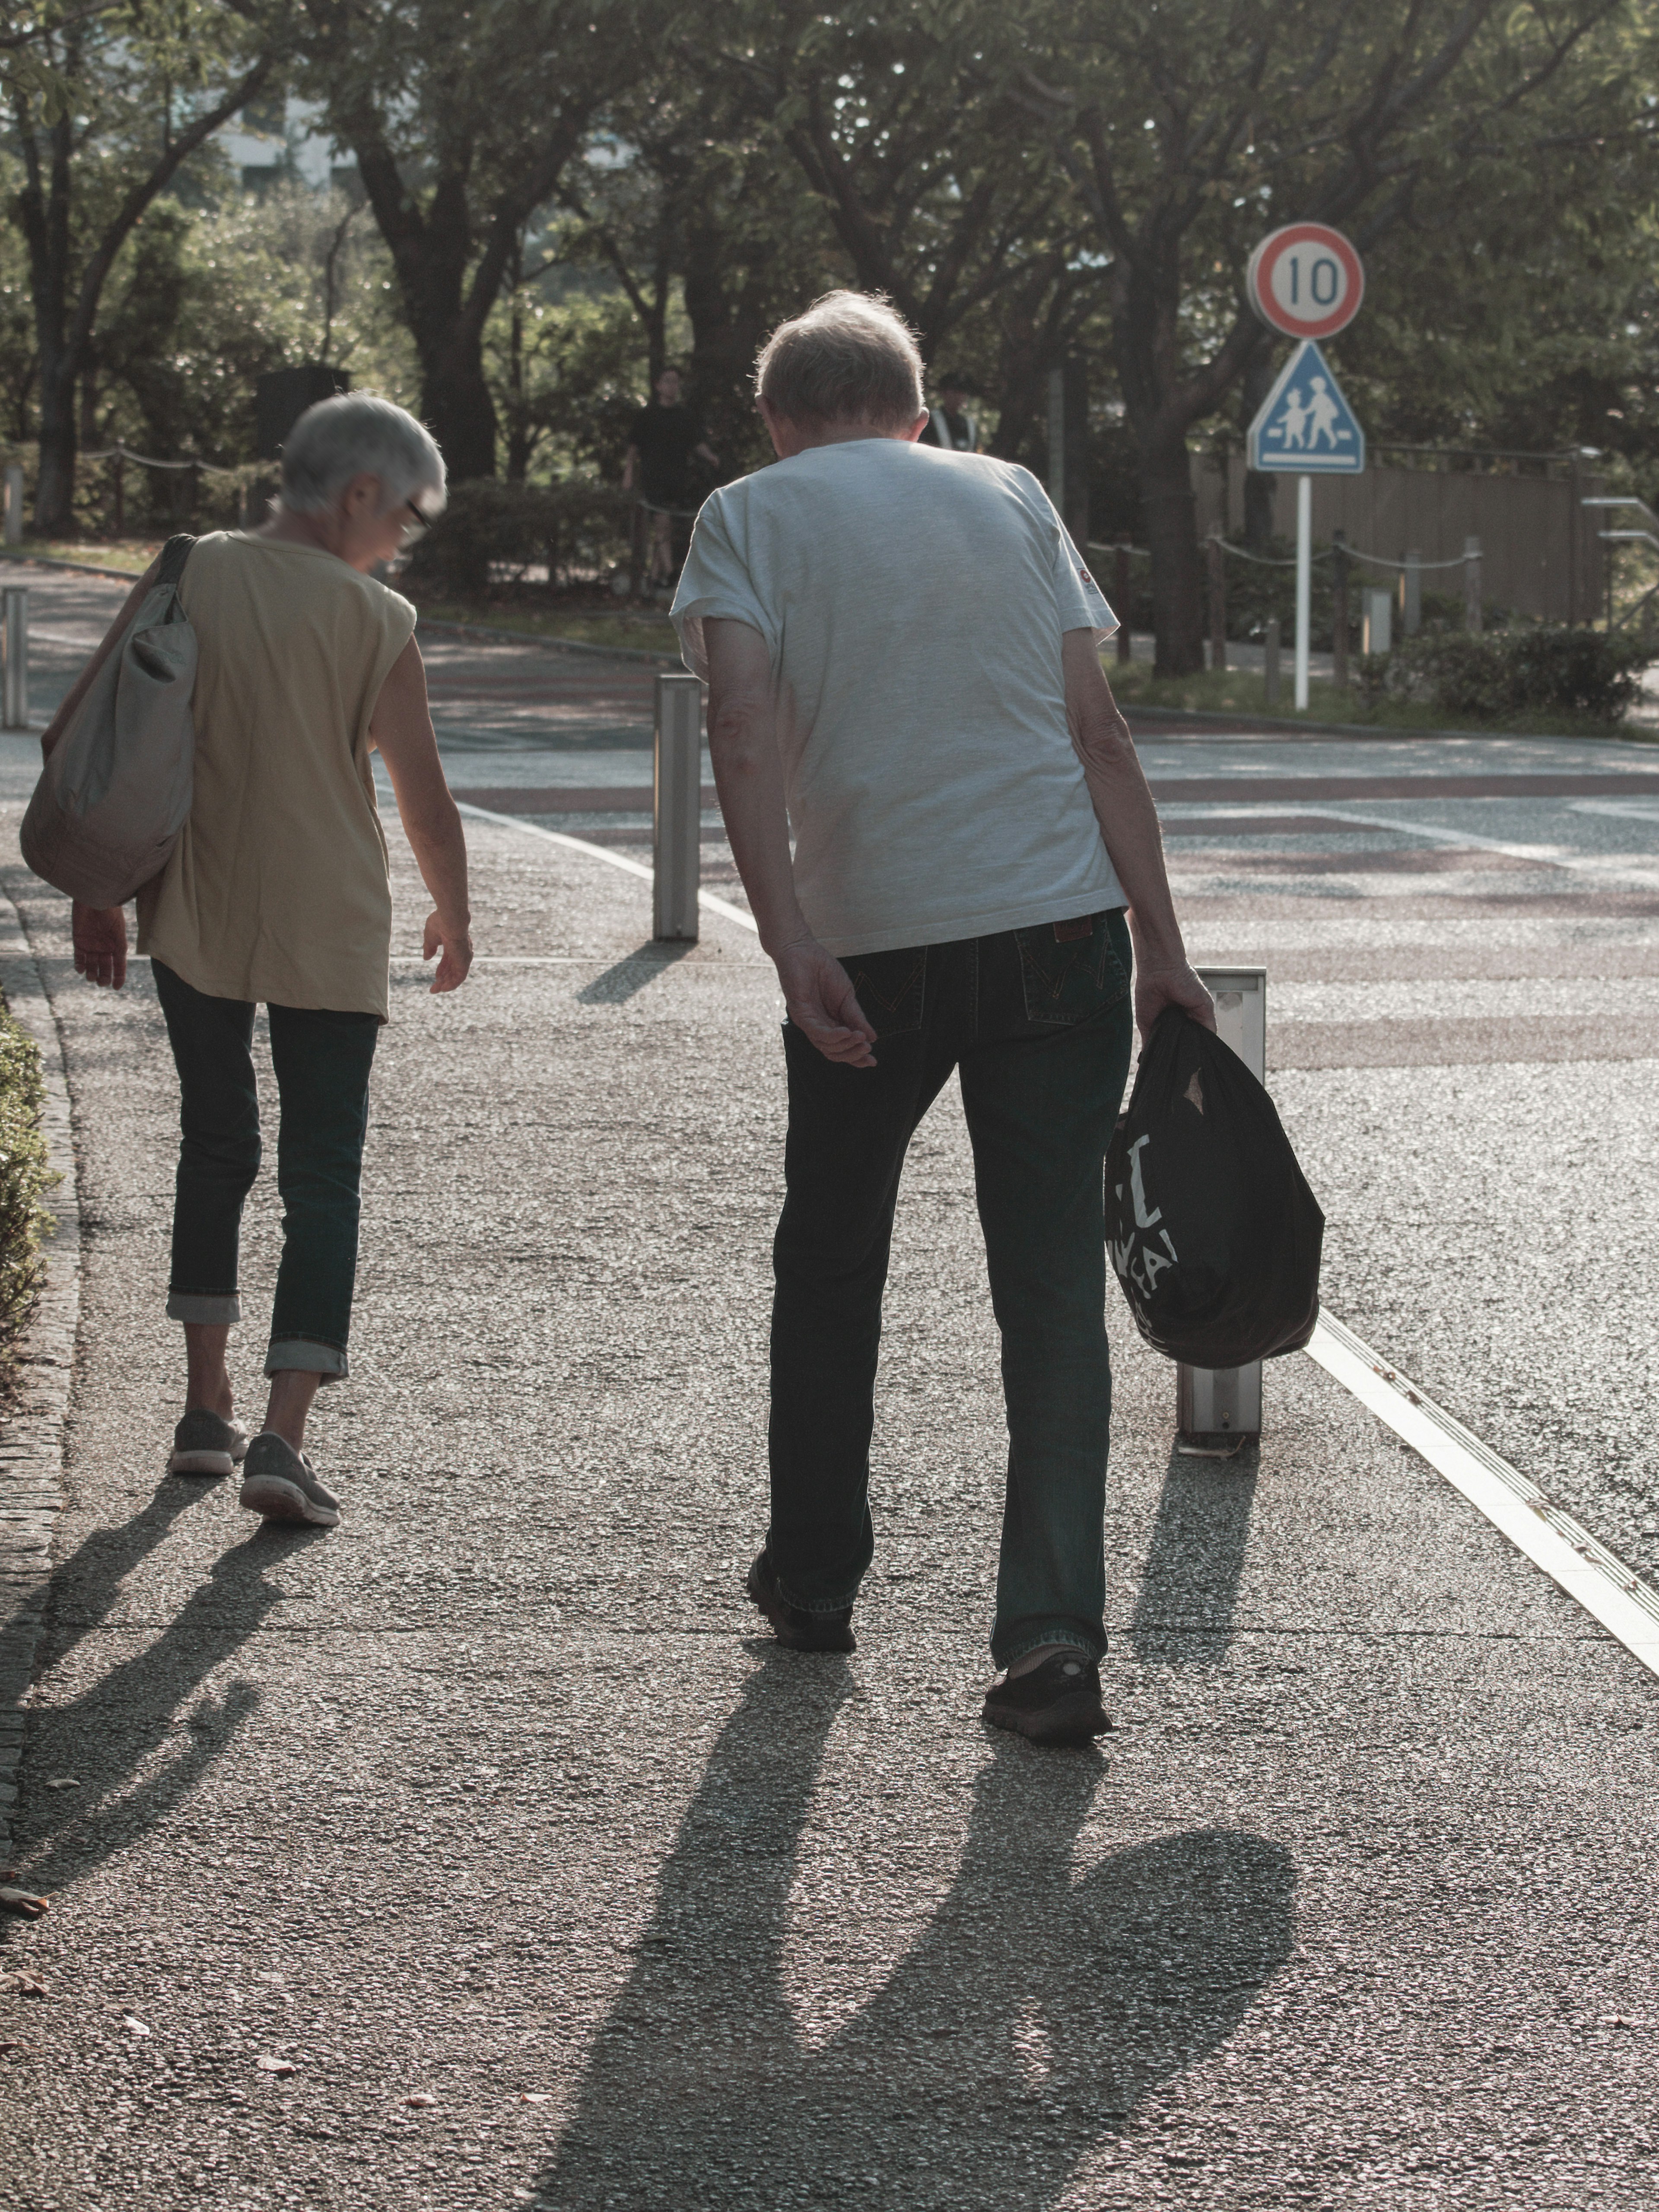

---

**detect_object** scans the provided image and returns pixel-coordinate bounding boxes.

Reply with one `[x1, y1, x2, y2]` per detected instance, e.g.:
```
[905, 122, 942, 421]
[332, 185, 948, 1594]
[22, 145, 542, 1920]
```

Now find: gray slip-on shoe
[238, 1431, 341, 1529]
[168, 1408, 254, 1478]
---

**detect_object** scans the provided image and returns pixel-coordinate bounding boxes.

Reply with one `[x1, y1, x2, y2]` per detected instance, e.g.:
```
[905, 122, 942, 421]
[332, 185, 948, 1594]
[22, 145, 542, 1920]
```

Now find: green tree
[1017, 0, 1634, 672]
[6, 0, 283, 531]
[300, 0, 643, 480]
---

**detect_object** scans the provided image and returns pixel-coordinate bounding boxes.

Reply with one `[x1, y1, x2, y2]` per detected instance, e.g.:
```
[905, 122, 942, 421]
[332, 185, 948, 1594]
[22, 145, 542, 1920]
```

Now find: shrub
[1360, 626, 1650, 722]
[0, 996, 55, 1379]
[403, 478, 632, 597]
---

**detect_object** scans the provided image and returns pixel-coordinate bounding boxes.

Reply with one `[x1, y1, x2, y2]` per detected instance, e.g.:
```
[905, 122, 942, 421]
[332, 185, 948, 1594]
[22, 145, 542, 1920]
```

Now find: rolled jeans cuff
[265, 1336, 349, 1384]
[994, 1625, 1106, 1670]
[168, 1290, 241, 1325]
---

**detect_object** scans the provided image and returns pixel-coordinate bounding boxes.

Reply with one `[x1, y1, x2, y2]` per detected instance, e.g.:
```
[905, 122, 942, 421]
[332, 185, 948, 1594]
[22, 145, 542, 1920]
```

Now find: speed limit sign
[1247, 224, 1364, 340]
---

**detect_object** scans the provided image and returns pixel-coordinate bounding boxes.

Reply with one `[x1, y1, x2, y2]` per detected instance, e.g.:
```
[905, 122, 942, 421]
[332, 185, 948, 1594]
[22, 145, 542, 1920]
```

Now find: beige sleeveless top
[137, 533, 416, 1017]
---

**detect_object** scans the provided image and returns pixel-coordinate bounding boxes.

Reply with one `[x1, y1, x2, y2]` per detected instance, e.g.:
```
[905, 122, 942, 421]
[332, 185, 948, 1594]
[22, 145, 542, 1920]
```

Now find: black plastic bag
[1105, 1007, 1324, 1368]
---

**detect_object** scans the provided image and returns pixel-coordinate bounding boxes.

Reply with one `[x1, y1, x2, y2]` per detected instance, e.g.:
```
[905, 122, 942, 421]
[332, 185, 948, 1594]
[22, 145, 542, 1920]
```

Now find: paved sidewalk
[0, 569, 1657, 2204]
[0, 766, 1656, 2207]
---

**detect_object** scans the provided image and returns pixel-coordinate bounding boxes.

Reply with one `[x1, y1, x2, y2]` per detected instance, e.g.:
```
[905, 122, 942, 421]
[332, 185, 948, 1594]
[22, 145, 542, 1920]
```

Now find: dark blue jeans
[768, 908, 1135, 1667]
[153, 959, 380, 1381]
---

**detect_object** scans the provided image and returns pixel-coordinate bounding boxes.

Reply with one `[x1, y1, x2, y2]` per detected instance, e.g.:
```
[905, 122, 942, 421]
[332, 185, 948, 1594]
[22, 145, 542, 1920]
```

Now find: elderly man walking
[673, 292, 1212, 1745]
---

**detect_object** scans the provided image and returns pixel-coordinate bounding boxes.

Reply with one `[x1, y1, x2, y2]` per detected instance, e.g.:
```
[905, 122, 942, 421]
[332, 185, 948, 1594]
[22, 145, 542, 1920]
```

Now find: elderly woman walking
[38, 393, 472, 1528]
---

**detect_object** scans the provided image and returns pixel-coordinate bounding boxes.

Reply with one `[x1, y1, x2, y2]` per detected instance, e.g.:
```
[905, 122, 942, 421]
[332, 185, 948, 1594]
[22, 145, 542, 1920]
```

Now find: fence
[1195, 453, 1607, 624]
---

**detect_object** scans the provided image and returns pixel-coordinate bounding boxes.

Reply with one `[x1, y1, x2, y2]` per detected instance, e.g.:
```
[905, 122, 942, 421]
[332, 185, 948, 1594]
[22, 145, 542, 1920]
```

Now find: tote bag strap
[156, 532, 197, 596]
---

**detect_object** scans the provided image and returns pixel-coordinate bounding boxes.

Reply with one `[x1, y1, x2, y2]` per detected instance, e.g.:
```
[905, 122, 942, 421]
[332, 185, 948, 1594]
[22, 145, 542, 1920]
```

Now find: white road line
[456, 801, 759, 936]
[467, 795, 1659, 1678]
[1160, 800, 1659, 889]
[1307, 1317, 1659, 1678]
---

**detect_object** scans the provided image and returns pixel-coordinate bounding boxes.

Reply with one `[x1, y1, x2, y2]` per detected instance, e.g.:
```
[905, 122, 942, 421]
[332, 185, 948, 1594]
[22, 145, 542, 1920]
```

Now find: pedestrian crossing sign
[1246, 340, 1365, 474]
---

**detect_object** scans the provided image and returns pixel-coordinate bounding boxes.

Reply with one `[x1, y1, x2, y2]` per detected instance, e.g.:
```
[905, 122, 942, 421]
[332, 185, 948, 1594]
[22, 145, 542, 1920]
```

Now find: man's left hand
[72, 901, 127, 989]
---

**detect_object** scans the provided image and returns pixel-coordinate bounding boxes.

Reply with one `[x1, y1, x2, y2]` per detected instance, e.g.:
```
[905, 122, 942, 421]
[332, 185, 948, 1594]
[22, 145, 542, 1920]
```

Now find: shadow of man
[533, 1650, 1295, 2209]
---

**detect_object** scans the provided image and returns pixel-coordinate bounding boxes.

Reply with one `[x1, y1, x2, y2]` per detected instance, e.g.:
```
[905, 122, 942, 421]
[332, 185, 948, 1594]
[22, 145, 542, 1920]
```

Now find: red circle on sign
[1246, 224, 1364, 340]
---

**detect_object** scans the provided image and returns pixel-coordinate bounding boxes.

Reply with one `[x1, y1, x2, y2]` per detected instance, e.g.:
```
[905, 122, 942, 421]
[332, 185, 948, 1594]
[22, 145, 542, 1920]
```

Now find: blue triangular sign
[1246, 340, 1365, 474]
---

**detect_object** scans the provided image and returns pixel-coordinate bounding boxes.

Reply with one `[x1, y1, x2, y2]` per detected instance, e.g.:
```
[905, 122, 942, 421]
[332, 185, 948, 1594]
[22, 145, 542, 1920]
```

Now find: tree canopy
[0, 0, 1654, 654]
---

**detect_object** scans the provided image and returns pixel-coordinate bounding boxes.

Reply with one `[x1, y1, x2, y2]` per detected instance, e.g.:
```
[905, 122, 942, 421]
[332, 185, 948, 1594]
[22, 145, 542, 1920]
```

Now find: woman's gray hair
[279, 393, 448, 517]
[754, 291, 925, 430]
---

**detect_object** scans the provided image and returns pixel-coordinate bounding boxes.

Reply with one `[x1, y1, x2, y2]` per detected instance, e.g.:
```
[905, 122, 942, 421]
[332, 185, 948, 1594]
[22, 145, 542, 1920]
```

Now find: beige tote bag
[20, 532, 197, 907]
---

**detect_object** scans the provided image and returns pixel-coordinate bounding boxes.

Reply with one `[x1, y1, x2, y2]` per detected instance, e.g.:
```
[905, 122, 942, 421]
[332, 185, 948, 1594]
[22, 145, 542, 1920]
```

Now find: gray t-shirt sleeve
[1054, 526, 1119, 643]
[671, 495, 773, 681]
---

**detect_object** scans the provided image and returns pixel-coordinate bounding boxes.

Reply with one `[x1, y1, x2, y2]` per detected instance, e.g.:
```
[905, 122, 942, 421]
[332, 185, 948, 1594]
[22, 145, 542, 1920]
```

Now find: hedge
[404, 479, 633, 597]
[0, 995, 54, 1380]
[1358, 626, 1651, 722]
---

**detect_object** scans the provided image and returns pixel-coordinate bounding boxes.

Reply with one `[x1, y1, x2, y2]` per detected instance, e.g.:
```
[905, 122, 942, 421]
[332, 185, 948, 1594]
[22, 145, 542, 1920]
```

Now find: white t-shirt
[672, 437, 1127, 958]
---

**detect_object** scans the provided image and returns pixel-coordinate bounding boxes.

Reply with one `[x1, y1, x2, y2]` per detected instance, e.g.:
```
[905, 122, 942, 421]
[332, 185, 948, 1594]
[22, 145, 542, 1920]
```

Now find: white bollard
[653, 671, 701, 942]
[3, 466, 21, 548]
[1176, 966, 1267, 1448]
[1, 587, 27, 730]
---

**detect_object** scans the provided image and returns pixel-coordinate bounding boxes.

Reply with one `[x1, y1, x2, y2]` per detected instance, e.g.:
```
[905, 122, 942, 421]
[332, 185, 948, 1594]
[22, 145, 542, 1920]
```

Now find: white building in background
[216, 96, 356, 196]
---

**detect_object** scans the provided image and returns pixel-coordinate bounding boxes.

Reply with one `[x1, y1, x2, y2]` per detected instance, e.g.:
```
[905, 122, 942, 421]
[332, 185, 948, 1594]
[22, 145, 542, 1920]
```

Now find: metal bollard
[1263, 616, 1281, 706]
[1, 587, 27, 730]
[653, 671, 701, 941]
[1176, 966, 1267, 1449]
[3, 466, 20, 548]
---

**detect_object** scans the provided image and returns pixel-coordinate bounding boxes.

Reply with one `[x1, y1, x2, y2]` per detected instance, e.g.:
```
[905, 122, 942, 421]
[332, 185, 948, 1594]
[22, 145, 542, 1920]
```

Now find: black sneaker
[745, 1552, 855, 1653]
[983, 1653, 1111, 1746]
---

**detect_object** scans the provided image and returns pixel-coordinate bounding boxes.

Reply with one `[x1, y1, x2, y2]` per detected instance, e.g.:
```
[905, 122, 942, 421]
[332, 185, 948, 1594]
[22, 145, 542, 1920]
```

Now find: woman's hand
[424, 909, 473, 994]
[72, 902, 128, 989]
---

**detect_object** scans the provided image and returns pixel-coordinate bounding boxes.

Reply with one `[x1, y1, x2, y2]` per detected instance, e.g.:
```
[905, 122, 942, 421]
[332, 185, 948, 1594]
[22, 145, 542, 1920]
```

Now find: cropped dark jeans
[768, 908, 1135, 1669]
[153, 959, 380, 1381]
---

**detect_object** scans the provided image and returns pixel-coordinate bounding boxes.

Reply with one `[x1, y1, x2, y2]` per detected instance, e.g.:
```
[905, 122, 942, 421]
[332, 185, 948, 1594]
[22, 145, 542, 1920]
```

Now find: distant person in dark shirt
[623, 367, 719, 587]
[920, 373, 979, 454]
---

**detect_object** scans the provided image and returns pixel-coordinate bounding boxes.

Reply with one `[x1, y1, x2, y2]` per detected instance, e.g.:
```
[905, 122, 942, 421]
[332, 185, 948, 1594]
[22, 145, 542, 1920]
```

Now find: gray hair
[279, 393, 447, 517]
[754, 291, 925, 430]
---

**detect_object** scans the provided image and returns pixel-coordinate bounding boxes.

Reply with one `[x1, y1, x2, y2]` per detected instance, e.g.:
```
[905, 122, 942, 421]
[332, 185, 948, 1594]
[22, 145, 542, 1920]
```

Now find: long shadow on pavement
[1129, 1443, 1260, 1665]
[532, 1650, 1295, 2210]
[13, 1484, 324, 1898]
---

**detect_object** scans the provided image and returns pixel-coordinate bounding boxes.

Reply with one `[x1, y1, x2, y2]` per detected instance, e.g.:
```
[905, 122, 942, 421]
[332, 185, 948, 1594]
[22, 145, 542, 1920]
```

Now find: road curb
[1123, 698, 1659, 747]
[0, 887, 79, 1867]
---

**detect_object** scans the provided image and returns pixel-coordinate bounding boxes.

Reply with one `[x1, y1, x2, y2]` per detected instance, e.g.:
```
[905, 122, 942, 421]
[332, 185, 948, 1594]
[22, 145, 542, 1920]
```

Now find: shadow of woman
[532, 1651, 1295, 2209]
[14, 1499, 326, 1898]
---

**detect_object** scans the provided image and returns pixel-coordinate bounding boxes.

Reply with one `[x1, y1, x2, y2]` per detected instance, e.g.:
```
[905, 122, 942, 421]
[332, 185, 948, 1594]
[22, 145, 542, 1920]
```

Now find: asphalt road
[0, 563, 1656, 2209]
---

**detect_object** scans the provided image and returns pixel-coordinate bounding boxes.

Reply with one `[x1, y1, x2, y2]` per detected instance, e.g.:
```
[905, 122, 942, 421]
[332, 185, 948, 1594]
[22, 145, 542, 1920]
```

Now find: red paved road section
[455, 787, 720, 813]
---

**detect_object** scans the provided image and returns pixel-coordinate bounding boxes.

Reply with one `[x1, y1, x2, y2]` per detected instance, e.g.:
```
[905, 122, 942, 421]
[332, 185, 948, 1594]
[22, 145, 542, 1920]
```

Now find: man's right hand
[1133, 956, 1214, 1042]
[772, 938, 879, 1068]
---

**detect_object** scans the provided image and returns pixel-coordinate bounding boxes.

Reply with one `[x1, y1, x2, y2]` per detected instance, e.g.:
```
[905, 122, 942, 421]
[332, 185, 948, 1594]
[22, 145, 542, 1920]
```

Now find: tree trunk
[683, 217, 768, 466]
[422, 350, 499, 483]
[1139, 430, 1205, 679]
[34, 353, 77, 536]
[1239, 347, 1278, 547]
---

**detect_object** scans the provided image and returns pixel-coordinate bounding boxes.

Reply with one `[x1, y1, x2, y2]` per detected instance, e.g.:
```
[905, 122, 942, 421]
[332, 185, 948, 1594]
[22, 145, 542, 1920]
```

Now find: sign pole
[1294, 473, 1311, 711]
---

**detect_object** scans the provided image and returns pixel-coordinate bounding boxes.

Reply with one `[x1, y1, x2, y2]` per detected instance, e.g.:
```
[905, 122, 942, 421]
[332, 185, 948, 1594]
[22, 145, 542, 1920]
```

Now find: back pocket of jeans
[844, 945, 925, 1036]
[1016, 913, 1128, 1026]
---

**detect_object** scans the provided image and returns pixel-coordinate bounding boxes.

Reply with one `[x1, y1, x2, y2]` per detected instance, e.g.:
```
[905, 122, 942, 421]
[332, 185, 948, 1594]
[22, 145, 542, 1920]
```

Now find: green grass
[412, 600, 682, 656]
[1104, 655, 1654, 740]
[0, 538, 159, 574]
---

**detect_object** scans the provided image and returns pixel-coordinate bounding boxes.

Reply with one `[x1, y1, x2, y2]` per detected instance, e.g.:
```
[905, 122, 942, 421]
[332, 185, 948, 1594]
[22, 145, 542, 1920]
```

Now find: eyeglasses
[398, 499, 432, 546]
